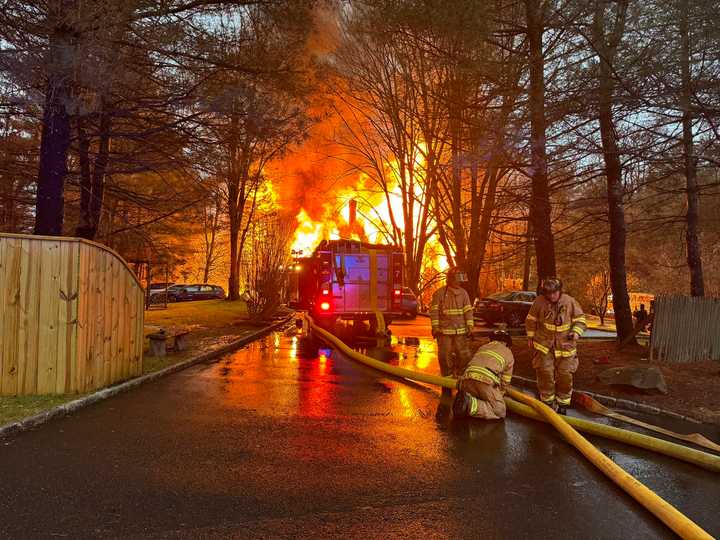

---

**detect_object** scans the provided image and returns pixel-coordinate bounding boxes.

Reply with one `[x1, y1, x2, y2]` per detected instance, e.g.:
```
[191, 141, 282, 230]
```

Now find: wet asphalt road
[0, 320, 718, 539]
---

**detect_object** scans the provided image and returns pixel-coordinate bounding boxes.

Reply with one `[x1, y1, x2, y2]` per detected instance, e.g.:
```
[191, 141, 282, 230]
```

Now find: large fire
[287, 154, 449, 276]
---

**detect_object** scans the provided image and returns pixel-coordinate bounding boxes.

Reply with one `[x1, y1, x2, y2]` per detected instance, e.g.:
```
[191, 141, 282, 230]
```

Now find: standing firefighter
[430, 268, 474, 382]
[453, 330, 514, 420]
[526, 278, 587, 413]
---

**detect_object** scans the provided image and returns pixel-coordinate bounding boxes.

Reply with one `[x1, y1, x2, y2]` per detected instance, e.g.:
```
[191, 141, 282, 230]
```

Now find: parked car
[177, 284, 226, 301]
[148, 283, 225, 303]
[148, 284, 186, 303]
[149, 282, 175, 291]
[474, 290, 537, 327]
[400, 287, 418, 318]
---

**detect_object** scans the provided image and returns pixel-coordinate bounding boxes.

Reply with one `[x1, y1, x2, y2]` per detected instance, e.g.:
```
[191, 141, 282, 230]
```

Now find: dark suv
[178, 284, 226, 301]
[149, 283, 225, 303]
[474, 291, 537, 327]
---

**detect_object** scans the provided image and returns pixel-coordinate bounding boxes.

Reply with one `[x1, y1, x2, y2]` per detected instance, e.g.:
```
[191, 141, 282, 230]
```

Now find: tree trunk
[34, 1, 75, 236]
[76, 117, 92, 236]
[593, 0, 634, 342]
[202, 201, 220, 283]
[228, 214, 240, 300]
[76, 110, 110, 240]
[525, 0, 557, 280]
[679, 0, 704, 296]
[522, 219, 533, 290]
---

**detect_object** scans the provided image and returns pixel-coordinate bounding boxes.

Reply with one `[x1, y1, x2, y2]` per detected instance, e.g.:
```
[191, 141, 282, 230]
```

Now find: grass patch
[144, 299, 250, 331]
[142, 299, 261, 373]
[0, 394, 82, 426]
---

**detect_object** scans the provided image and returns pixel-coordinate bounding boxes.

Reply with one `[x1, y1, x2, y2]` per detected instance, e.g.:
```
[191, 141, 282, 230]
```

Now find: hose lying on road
[507, 388, 714, 540]
[308, 321, 720, 472]
[504, 398, 720, 473]
[307, 318, 716, 540]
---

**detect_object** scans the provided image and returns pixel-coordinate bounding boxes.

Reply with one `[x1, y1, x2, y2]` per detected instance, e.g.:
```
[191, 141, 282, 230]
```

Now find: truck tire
[297, 335, 320, 359]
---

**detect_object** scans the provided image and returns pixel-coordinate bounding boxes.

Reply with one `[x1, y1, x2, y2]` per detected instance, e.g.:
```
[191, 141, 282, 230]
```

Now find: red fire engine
[290, 238, 404, 331]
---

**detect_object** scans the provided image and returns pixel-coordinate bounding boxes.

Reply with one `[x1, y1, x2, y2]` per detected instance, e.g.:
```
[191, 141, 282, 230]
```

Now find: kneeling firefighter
[430, 267, 474, 380]
[452, 330, 514, 420]
[525, 277, 587, 414]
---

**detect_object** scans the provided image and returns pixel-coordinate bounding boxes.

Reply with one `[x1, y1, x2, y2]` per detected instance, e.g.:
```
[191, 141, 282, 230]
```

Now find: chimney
[348, 199, 357, 227]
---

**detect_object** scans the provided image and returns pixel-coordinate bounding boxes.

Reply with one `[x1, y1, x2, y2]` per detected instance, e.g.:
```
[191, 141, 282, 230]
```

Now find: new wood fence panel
[20, 241, 41, 393]
[1, 237, 21, 395]
[651, 295, 720, 363]
[76, 244, 90, 393]
[56, 241, 79, 394]
[36, 240, 62, 394]
[0, 233, 144, 395]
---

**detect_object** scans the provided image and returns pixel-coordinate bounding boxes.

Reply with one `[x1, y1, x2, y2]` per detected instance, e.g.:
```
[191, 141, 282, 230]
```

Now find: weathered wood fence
[650, 295, 720, 363]
[0, 233, 144, 395]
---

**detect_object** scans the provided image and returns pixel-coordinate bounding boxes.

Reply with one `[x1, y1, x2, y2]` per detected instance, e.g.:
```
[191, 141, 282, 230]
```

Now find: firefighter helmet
[539, 277, 563, 296]
[447, 267, 468, 283]
[489, 330, 512, 348]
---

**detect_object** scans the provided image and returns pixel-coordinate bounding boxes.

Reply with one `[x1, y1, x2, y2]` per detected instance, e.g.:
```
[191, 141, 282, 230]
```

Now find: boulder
[597, 366, 668, 394]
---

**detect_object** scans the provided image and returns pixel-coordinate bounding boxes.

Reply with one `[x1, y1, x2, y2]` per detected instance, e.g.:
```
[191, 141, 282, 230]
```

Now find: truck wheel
[297, 335, 319, 359]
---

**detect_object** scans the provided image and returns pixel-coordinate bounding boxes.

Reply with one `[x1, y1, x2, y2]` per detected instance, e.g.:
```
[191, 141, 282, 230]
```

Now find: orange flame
[289, 147, 449, 276]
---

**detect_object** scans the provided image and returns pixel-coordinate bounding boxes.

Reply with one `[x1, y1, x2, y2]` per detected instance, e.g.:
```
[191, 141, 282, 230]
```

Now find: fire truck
[290, 239, 405, 332]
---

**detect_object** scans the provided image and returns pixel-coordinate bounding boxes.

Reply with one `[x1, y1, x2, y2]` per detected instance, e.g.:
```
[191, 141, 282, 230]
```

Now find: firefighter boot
[452, 391, 472, 418]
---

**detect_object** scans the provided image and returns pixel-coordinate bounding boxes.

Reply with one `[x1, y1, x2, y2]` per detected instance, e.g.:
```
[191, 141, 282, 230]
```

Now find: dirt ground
[503, 339, 720, 425]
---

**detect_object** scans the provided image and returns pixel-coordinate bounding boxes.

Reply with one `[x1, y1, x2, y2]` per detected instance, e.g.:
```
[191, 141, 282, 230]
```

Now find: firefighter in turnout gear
[430, 267, 474, 380]
[525, 278, 587, 413]
[453, 331, 514, 420]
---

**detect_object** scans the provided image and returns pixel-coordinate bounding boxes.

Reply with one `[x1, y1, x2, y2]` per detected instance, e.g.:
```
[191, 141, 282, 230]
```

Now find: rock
[597, 366, 668, 394]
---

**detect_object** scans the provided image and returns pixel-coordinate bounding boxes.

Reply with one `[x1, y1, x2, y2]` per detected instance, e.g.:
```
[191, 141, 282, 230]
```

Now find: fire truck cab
[291, 239, 404, 331]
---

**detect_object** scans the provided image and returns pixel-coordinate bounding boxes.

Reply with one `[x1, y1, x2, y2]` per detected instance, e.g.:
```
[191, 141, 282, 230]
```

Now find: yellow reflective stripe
[554, 348, 577, 358]
[540, 393, 555, 403]
[478, 350, 506, 371]
[443, 308, 465, 315]
[557, 395, 572, 405]
[572, 316, 586, 323]
[466, 366, 500, 385]
[468, 394, 480, 416]
[527, 331, 535, 337]
[571, 327, 584, 336]
[533, 342, 550, 354]
[526, 314, 537, 321]
[544, 322, 571, 332]
[501, 374, 512, 383]
[440, 328, 468, 335]
[462, 305, 473, 313]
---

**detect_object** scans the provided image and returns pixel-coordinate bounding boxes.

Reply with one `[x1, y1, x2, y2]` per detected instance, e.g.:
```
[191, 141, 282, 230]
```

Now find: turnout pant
[437, 334, 471, 377]
[533, 351, 579, 406]
[460, 379, 507, 419]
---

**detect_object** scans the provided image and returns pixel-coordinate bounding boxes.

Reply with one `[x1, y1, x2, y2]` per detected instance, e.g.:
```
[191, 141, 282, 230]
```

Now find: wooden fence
[650, 295, 720, 363]
[0, 233, 144, 395]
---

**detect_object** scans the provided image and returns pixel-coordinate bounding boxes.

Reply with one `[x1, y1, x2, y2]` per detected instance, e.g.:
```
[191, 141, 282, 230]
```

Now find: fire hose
[306, 317, 717, 540]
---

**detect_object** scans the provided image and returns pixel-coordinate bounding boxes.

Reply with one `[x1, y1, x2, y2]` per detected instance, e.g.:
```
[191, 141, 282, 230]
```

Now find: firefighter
[452, 330, 514, 420]
[430, 267, 474, 383]
[525, 277, 587, 414]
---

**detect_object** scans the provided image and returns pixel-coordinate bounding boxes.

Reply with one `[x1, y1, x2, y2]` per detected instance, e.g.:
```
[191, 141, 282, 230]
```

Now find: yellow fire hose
[307, 319, 717, 540]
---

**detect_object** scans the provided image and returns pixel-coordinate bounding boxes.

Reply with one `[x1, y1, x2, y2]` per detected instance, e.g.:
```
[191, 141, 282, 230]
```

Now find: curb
[511, 374, 704, 425]
[0, 314, 295, 439]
